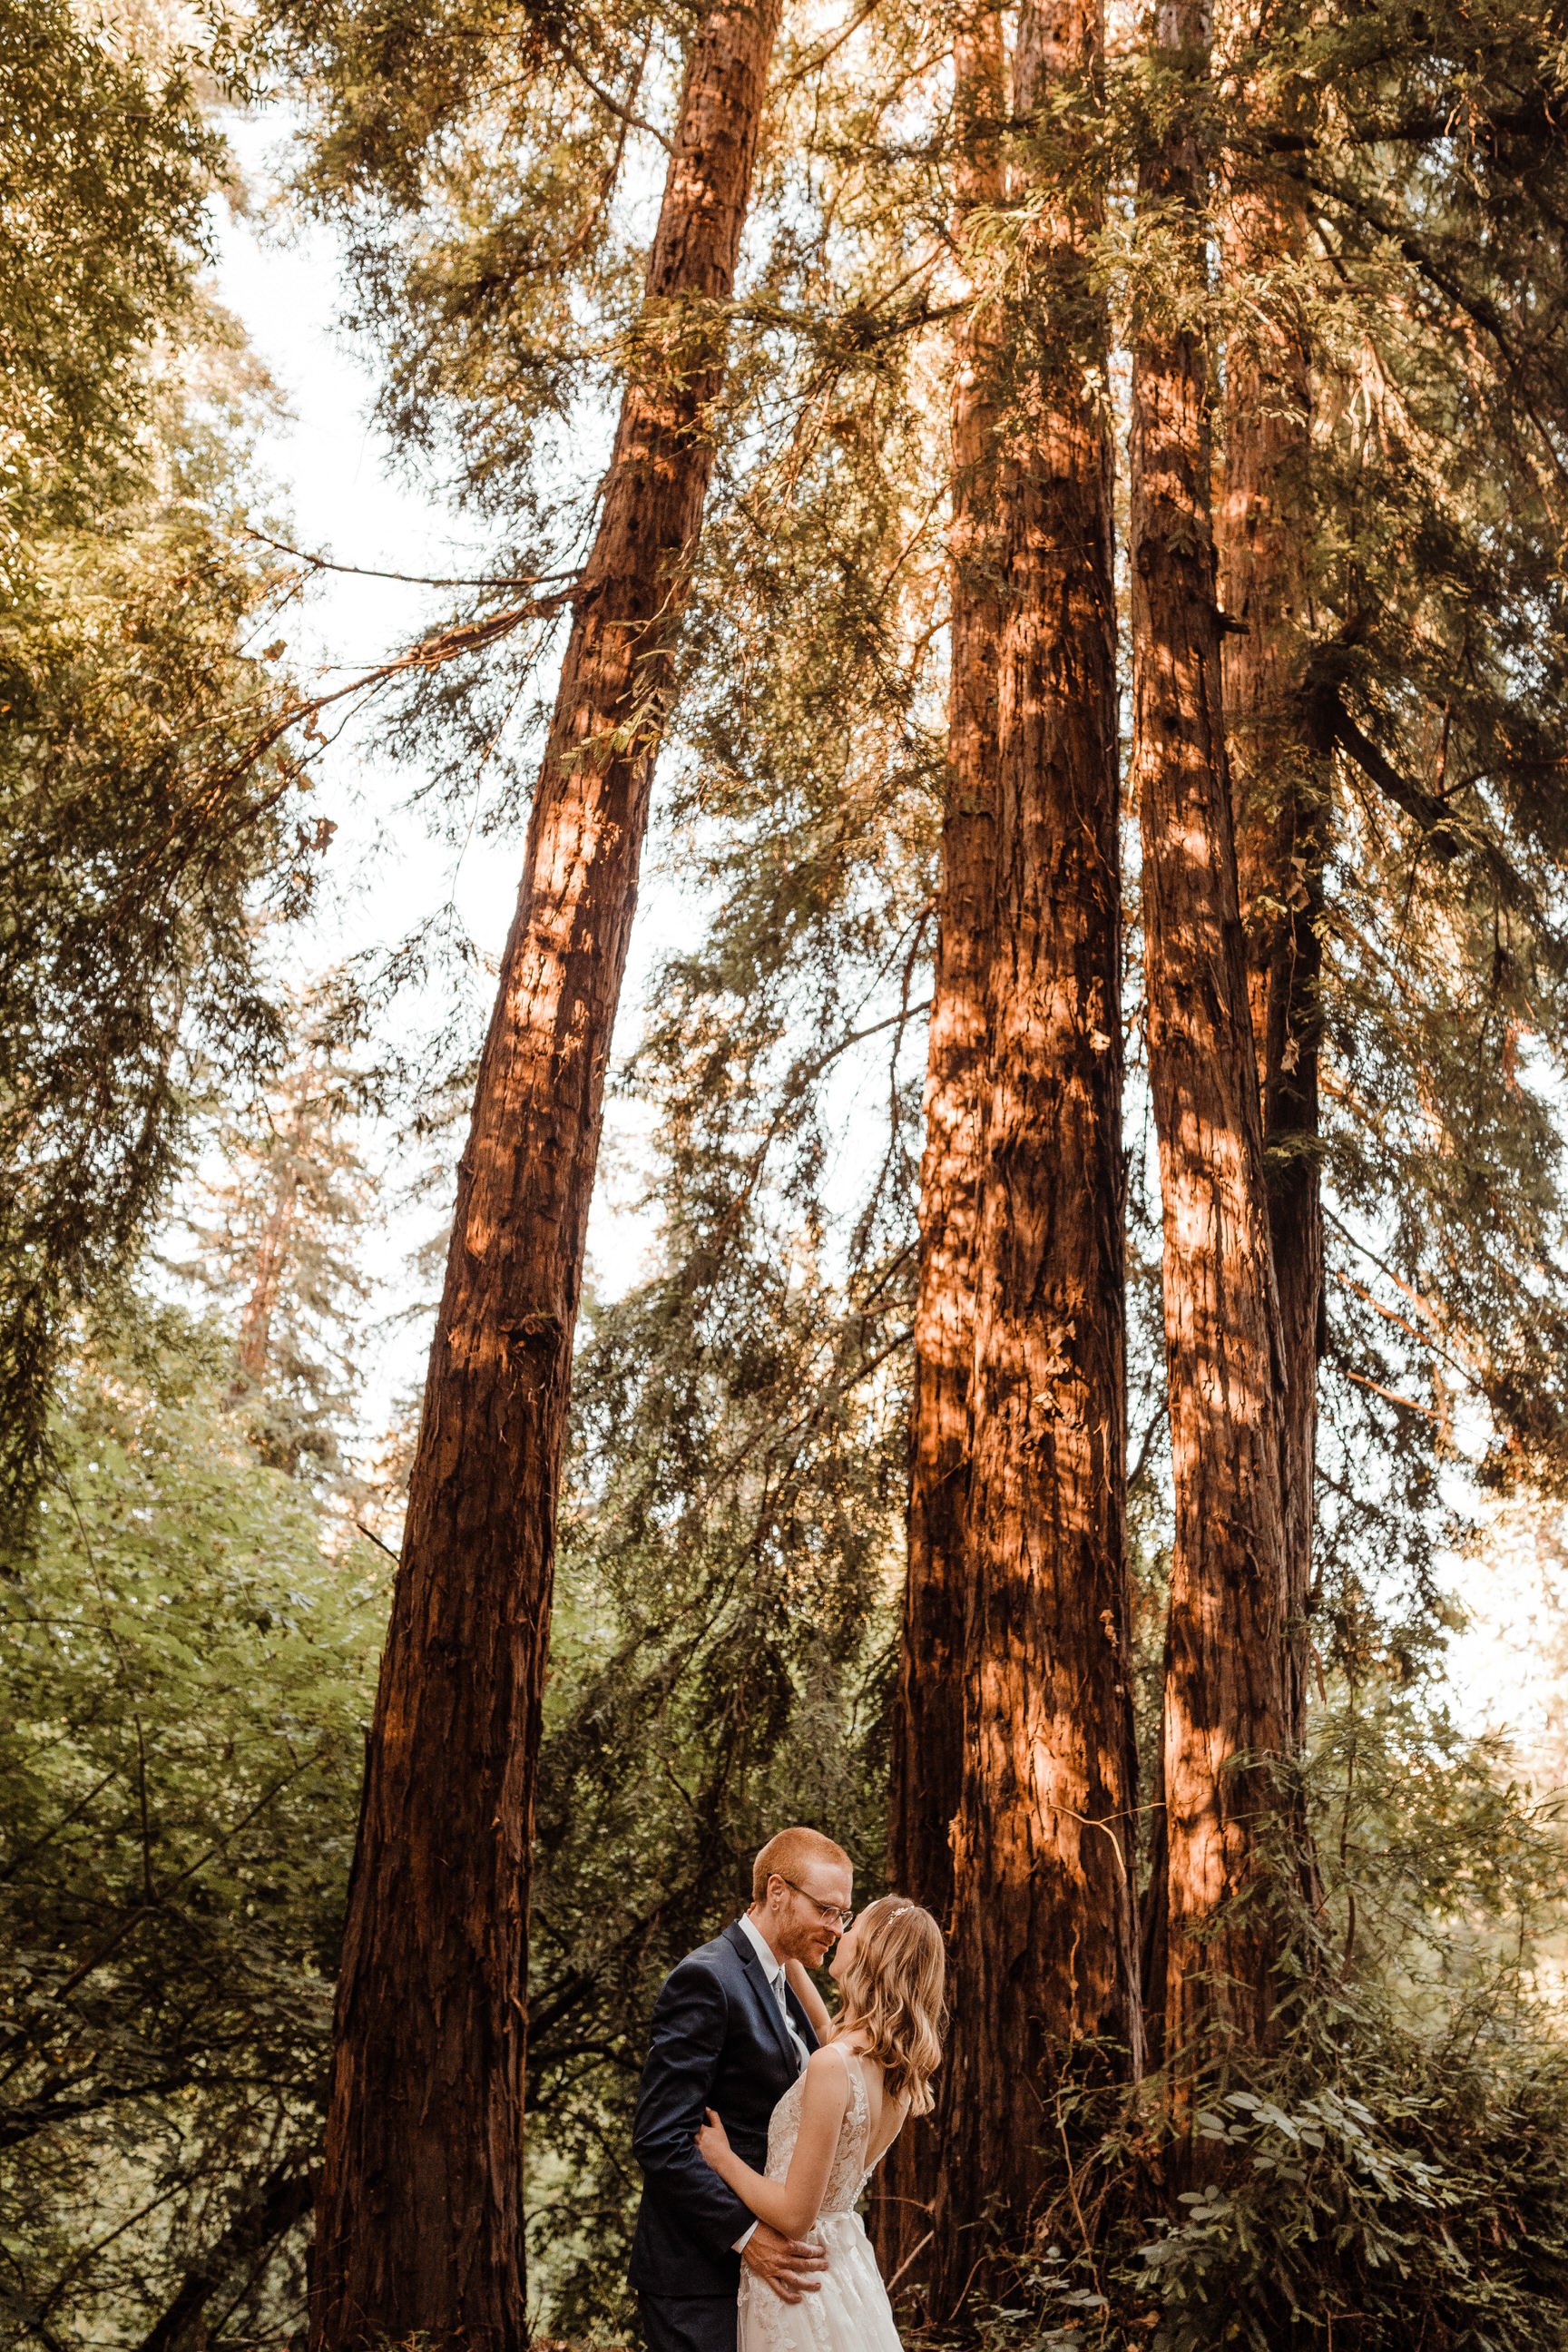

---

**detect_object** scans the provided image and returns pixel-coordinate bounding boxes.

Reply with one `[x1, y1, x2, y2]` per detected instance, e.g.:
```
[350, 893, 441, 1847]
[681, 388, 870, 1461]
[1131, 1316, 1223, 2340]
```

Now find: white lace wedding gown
[738, 2043, 905, 2352]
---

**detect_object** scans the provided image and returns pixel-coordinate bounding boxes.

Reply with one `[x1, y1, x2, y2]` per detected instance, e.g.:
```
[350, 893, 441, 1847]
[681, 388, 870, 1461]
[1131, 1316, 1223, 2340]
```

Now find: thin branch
[0, 1766, 119, 1884]
[780, 0, 884, 88]
[244, 528, 578, 593]
[1340, 1367, 1441, 1420]
[1318, 685, 1463, 846]
[135, 2164, 314, 2352]
[543, 33, 672, 151]
[0, 1749, 326, 2075]
[1257, 88, 1559, 157]
[1329, 1267, 1476, 1389]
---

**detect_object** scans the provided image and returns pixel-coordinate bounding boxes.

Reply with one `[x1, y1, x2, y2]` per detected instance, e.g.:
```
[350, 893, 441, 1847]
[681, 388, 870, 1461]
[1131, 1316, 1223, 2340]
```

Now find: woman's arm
[696, 2046, 849, 2239]
[784, 1957, 833, 2043]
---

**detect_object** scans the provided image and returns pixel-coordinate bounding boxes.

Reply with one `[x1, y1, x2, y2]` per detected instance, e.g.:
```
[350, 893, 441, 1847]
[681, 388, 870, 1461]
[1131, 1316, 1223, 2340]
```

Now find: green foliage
[252, 0, 671, 512]
[0, 0, 218, 528]
[1132, 2042, 1568, 2352]
[991, 1682, 1568, 2352]
[528, 1237, 906, 2328]
[0, 371, 313, 1527]
[0, 1302, 382, 2349]
[0, 5, 319, 1522]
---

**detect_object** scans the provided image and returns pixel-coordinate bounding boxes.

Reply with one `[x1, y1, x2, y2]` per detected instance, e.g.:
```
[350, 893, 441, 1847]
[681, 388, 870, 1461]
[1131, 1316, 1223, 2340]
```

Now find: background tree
[881, 0, 1005, 2294]
[1216, 33, 1325, 1762]
[177, 998, 379, 1480]
[0, 0, 315, 1525]
[933, 0, 1140, 2305]
[308, 6, 788, 2341]
[1129, 0, 1294, 2083]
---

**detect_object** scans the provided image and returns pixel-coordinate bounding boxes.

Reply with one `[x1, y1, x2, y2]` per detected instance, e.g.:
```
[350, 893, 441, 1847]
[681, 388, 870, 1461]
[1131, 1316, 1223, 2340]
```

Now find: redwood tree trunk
[1129, 0, 1290, 2085]
[1219, 167, 1327, 1759]
[884, 0, 1005, 2295]
[932, 0, 1139, 2307]
[879, 1, 1005, 2301]
[309, 14, 780, 2346]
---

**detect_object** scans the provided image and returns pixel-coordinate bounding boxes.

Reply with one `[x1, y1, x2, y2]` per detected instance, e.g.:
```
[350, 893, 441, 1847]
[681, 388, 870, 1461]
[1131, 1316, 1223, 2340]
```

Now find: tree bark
[931, 0, 1139, 2308]
[309, 12, 781, 2346]
[884, 0, 1005, 2295]
[1218, 164, 1327, 1760]
[1129, 0, 1291, 2088]
[878, 3, 1006, 2304]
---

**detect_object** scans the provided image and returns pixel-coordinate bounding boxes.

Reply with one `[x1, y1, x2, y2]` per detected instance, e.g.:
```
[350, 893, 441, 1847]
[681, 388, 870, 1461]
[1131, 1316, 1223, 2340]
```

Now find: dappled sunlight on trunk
[1130, 0, 1292, 2095]
[309, 10, 785, 2345]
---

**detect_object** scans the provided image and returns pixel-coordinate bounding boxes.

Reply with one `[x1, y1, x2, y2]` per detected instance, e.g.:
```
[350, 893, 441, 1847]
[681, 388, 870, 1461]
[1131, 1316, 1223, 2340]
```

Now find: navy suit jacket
[629, 1921, 818, 2299]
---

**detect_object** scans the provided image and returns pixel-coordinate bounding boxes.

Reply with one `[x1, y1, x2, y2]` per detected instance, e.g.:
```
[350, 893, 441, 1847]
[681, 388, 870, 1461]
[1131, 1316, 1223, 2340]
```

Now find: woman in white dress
[694, 1896, 946, 2352]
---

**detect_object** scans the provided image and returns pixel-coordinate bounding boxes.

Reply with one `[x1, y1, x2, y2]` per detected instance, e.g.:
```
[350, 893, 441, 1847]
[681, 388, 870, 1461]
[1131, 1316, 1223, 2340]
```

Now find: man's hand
[740, 2221, 827, 2305]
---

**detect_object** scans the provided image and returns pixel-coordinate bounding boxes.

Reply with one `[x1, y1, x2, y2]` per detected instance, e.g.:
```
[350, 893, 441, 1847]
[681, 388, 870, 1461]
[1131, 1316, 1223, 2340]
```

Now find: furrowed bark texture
[879, 3, 1006, 2303]
[1219, 167, 1327, 1758]
[1129, 0, 1290, 2084]
[309, 13, 780, 2346]
[935, 0, 1139, 2306]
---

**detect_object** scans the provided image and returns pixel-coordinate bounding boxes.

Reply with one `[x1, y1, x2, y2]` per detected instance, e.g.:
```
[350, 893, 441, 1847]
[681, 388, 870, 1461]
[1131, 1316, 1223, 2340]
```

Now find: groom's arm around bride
[629, 1829, 854, 2352]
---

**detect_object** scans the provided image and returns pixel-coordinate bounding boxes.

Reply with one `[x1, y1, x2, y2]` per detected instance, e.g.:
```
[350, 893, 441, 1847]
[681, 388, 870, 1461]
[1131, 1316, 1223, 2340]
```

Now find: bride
[695, 1895, 946, 2352]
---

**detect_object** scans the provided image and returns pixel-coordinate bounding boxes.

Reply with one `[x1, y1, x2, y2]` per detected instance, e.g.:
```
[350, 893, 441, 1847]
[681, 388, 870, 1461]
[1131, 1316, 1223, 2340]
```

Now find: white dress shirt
[731, 1914, 810, 2249]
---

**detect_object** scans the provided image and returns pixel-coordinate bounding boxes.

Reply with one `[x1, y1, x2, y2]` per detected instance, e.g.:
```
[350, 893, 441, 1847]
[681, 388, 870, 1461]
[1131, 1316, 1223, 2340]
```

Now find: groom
[629, 1827, 855, 2352]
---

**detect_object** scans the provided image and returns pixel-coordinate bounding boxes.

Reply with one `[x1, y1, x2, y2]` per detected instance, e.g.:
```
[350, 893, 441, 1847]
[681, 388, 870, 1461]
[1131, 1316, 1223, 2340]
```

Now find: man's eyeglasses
[776, 1874, 854, 1931]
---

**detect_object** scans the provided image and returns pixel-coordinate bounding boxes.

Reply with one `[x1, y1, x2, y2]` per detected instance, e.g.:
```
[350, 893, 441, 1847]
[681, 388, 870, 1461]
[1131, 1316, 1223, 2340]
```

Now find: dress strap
[830, 2040, 870, 2146]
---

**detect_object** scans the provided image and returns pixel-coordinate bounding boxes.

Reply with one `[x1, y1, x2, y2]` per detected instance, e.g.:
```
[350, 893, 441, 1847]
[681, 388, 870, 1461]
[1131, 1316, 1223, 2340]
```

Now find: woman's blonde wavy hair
[830, 1894, 946, 2113]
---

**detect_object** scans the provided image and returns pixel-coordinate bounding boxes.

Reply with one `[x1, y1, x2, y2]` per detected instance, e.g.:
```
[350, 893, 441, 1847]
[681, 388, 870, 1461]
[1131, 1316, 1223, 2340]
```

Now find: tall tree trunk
[1219, 166, 1327, 1760]
[932, 0, 1138, 2308]
[232, 1162, 297, 1388]
[309, 12, 780, 2346]
[1129, 0, 1290, 2090]
[879, 1, 1005, 2305]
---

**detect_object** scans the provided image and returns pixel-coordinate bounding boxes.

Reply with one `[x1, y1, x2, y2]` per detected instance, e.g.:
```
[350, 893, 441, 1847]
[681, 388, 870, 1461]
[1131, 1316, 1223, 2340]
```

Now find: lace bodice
[760, 2043, 877, 2217]
[737, 2043, 905, 2352]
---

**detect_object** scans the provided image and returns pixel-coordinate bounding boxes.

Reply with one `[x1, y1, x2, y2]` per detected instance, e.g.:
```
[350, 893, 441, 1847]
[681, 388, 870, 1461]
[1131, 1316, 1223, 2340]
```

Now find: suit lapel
[724, 1919, 804, 2074]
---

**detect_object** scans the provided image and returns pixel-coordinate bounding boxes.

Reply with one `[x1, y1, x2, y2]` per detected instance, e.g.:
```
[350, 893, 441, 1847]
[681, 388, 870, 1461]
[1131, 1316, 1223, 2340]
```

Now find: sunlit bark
[1129, 0, 1290, 2087]
[880, 10, 1006, 2302]
[309, 11, 781, 2345]
[931, 0, 1139, 2306]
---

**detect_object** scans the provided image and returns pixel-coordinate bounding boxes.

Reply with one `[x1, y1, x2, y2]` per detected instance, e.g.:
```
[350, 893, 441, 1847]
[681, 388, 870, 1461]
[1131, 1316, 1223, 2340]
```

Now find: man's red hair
[751, 1826, 852, 1903]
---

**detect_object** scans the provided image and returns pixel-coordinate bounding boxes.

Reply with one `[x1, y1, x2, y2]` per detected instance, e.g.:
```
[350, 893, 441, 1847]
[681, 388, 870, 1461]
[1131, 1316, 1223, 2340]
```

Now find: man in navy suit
[630, 1828, 855, 2352]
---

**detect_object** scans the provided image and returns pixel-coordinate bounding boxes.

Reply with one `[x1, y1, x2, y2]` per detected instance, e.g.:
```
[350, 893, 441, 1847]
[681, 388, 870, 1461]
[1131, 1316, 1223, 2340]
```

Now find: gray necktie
[771, 1965, 808, 2068]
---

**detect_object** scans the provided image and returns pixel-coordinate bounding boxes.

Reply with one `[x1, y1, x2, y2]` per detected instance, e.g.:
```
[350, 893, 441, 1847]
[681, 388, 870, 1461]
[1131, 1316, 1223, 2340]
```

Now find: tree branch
[543, 33, 673, 151]
[1258, 88, 1558, 156]
[1316, 685, 1463, 848]
[1319, 683, 1532, 906]
[135, 2163, 314, 2352]
[243, 528, 577, 593]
